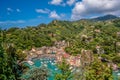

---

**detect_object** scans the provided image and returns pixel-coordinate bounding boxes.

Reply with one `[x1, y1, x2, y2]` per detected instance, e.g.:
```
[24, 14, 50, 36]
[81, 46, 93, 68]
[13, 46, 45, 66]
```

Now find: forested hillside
[1, 17, 120, 54]
[0, 15, 120, 80]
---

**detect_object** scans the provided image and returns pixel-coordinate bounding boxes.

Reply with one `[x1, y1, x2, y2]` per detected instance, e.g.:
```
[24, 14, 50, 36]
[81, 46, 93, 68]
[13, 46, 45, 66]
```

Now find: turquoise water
[22, 58, 59, 80]
[113, 70, 120, 80]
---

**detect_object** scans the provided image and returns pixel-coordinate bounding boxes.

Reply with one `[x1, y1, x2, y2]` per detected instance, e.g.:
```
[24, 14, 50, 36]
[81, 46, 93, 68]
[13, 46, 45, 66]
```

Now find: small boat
[51, 62, 54, 65]
[55, 68, 58, 70]
[27, 61, 34, 65]
[117, 73, 120, 76]
[44, 64, 47, 67]
[41, 62, 43, 64]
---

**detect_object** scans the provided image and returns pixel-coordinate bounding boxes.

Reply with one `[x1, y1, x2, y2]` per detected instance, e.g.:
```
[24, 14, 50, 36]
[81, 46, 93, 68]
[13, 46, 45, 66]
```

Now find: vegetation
[0, 15, 120, 79]
[0, 42, 25, 80]
[27, 66, 49, 80]
[112, 56, 120, 67]
[55, 59, 72, 80]
[85, 58, 113, 80]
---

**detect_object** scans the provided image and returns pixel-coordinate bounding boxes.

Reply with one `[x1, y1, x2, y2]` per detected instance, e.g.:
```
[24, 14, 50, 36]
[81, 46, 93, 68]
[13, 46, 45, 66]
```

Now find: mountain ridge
[90, 14, 119, 21]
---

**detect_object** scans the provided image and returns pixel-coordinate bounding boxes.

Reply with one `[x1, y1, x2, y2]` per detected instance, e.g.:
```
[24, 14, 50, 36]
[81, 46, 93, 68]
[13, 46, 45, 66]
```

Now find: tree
[6, 44, 21, 79]
[112, 56, 120, 66]
[85, 58, 113, 80]
[27, 66, 49, 80]
[0, 44, 26, 80]
[0, 42, 16, 80]
[55, 59, 72, 80]
[16, 49, 27, 61]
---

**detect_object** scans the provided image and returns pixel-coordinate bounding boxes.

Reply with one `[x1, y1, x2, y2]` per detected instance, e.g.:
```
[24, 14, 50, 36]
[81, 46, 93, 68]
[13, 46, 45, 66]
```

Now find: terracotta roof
[63, 53, 70, 58]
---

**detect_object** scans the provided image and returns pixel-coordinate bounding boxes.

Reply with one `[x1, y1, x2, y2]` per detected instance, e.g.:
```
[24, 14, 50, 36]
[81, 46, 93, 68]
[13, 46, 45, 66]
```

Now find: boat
[27, 60, 34, 65]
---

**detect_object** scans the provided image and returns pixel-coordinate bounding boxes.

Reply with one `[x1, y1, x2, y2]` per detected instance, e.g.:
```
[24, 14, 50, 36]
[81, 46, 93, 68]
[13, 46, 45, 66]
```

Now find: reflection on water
[113, 70, 120, 80]
[22, 58, 59, 80]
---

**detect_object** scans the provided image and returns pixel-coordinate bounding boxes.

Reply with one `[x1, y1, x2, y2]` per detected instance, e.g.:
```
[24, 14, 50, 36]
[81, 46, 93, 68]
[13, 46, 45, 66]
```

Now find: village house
[24, 40, 82, 67]
[54, 40, 68, 49]
[94, 29, 101, 33]
[117, 32, 120, 38]
[96, 45, 104, 54]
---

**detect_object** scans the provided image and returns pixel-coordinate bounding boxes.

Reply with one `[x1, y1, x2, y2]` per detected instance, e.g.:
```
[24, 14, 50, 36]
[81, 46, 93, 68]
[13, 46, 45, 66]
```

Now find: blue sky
[0, 0, 120, 29]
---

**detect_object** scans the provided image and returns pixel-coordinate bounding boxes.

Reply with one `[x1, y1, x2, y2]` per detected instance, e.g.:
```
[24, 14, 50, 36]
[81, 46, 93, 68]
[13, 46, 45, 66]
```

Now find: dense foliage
[85, 58, 113, 80]
[0, 43, 25, 80]
[27, 66, 49, 80]
[0, 16, 120, 79]
[55, 59, 72, 80]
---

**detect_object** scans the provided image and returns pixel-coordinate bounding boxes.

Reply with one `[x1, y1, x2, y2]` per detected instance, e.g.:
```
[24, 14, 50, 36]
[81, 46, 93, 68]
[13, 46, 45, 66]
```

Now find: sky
[0, 0, 120, 29]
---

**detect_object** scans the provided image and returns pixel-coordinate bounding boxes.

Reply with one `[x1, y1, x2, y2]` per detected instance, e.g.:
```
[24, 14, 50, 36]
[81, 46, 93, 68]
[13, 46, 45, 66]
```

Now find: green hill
[1, 15, 120, 80]
[91, 14, 119, 21]
[1, 17, 120, 54]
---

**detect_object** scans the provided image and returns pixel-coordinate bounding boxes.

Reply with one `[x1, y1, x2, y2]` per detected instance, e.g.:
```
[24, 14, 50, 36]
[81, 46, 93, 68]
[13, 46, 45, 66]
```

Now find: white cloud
[60, 13, 66, 17]
[0, 20, 25, 24]
[6, 8, 21, 14]
[49, 11, 60, 19]
[0, 20, 26, 29]
[67, 0, 76, 6]
[49, 0, 62, 5]
[16, 20, 25, 23]
[35, 8, 50, 14]
[71, 0, 120, 20]
[7, 8, 13, 12]
[16, 9, 21, 12]
[49, 0, 65, 6]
